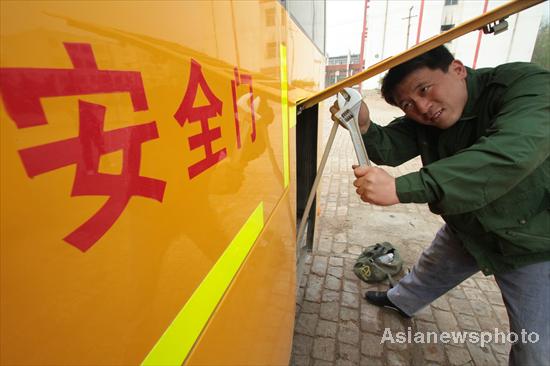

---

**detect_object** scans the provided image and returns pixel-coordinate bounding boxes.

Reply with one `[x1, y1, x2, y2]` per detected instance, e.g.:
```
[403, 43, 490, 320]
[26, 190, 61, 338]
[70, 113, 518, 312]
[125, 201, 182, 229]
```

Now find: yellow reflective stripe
[279, 43, 290, 188]
[141, 202, 265, 366]
[289, 104, 296, 129]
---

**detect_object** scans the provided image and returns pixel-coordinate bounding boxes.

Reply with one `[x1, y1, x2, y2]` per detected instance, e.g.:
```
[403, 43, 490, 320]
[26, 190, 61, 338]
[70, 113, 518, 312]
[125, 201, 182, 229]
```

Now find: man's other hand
[329, 100, 371, 134]
[352, 165, 399, 206]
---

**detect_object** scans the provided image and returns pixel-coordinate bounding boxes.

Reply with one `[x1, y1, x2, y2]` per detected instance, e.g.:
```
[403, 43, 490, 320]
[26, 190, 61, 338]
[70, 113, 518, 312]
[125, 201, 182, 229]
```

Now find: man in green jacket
[330, 46, 549, 365]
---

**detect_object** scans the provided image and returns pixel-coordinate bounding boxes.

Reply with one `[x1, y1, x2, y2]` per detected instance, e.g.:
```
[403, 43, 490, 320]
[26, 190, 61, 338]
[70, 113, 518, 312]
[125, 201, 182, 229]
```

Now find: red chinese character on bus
[231, 67, 257, 148]
[0, 42, 148, 128]
[0, 43, 166, 252]
[174, 59, 227, 179]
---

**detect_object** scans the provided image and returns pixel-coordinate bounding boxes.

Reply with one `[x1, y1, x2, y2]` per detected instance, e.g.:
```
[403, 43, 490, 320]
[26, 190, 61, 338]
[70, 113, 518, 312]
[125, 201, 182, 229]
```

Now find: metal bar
[296, 120, 339, 248]
[299, 0, 544, 110]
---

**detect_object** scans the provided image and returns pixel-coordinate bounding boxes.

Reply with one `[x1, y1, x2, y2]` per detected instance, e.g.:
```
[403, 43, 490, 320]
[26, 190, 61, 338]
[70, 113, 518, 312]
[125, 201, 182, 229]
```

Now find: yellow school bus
[0, 1, 325, 365]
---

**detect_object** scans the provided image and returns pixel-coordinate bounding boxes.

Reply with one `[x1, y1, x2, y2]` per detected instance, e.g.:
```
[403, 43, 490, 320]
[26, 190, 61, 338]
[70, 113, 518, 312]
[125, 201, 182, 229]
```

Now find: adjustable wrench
[334, 87, 371, 167]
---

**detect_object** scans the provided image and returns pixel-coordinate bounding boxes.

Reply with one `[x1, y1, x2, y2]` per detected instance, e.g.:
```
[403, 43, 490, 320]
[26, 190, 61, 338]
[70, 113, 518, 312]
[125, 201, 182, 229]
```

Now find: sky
[325, 0, 550, 58]
[326, 0, 367, 57]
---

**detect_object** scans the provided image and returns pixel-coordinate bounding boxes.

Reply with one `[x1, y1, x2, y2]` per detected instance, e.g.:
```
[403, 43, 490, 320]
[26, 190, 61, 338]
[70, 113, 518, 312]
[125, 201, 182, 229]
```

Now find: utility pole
[381, 0, 389, 59]
[358, 0, 369, 92]
[403, 5, 417, 49]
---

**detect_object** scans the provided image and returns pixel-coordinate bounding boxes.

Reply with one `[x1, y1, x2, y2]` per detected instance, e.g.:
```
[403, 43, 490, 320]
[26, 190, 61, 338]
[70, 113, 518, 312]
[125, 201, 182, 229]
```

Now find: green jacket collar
[459, 67, 481, 121]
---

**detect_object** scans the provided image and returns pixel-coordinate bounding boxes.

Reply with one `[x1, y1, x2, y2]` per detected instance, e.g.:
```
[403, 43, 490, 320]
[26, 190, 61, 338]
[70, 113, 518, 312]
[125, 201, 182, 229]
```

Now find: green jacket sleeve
[362, 117, 419, 166]
[396, 71, 550, 214]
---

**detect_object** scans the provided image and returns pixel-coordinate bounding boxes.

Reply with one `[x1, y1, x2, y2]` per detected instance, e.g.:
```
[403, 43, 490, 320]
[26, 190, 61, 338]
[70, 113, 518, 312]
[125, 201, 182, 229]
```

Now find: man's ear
[450, 60, 467, 79]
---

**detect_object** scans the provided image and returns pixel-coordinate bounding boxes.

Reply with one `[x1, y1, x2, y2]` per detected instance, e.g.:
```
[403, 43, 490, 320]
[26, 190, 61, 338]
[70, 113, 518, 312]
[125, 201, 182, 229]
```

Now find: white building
[361, 0, 547, 90]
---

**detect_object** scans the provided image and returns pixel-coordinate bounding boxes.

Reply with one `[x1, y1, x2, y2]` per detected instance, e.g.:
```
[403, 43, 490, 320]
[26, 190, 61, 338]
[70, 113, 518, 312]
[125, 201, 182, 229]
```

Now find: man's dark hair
[381, 46, 455, 106]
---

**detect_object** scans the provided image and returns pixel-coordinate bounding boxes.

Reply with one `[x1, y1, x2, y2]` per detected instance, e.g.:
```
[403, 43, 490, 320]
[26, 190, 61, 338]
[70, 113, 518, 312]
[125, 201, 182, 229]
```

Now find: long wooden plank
[299, 0, 545, 110]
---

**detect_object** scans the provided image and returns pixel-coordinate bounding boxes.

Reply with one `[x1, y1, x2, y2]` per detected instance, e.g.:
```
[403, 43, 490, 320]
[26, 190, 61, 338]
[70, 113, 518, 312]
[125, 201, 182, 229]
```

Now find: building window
[328, 56, 346, 65]
[441, 24, 455, 32]
[328, 54, 360, 66]
[444, 0, 458, 5]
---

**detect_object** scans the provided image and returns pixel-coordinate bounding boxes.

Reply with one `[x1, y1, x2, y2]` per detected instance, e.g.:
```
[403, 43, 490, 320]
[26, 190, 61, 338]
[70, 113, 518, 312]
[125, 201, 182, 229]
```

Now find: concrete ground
[291, 92, 511, 366]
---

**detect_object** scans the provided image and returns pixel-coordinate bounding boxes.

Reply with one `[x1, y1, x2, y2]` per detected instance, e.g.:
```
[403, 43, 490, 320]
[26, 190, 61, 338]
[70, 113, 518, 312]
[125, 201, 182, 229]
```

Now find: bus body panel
[0, 1, 324, 365]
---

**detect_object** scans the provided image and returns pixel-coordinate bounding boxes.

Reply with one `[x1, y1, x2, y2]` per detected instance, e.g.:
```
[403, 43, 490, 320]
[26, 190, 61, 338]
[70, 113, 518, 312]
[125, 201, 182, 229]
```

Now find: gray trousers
[388, 224, 550, 366]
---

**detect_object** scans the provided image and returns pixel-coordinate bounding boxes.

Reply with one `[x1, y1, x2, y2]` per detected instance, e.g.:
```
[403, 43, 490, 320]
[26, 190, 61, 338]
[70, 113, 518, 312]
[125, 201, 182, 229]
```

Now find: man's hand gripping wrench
[296, 87, 371, 252]
[334, 87, 371, 166]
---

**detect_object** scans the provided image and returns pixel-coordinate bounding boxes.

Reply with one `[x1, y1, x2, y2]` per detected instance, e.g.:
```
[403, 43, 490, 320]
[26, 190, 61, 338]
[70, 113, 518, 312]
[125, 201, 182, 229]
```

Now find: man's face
[393, 60, 468, 129]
